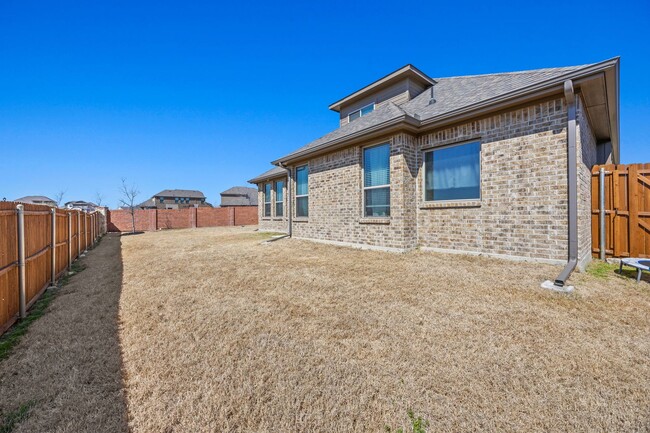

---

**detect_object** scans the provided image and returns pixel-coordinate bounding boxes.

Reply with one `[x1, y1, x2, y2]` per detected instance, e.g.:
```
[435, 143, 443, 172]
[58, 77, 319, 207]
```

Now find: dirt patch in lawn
[0, 234, 128, 433]
[119, 227, 650, 432]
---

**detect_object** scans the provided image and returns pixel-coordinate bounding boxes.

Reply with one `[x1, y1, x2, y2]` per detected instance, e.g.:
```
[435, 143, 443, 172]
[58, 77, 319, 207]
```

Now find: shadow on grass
[0, 233, 129, 432]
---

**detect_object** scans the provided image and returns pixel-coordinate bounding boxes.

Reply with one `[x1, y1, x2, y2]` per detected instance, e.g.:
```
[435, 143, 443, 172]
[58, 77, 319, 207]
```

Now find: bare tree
[95, 191, 104, 207]
[54, 190, 67, 207]
[119, 178, 140, 233]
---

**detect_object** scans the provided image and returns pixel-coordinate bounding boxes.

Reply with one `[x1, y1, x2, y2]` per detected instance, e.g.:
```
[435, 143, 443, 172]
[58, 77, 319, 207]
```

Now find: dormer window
[348, 103, 374, 122]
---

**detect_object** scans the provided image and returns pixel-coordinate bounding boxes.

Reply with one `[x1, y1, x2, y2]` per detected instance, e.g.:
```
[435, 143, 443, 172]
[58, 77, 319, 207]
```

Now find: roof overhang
[247, 171, 288, 185]
[328, 64, 437, 113]
[274, 57, 620, 166]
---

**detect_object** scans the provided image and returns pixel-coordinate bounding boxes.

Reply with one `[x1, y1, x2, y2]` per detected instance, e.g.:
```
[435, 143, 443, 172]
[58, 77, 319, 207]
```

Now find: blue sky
[1, 0, 648, 208]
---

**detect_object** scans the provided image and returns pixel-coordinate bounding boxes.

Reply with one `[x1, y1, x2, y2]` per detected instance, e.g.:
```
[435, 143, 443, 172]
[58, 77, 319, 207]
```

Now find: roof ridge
[435, 63, 592, 80]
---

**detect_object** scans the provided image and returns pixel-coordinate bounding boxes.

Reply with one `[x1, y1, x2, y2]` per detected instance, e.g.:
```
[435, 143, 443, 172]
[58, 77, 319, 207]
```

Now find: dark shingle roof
[400, 65, 588, 121]
[248, 166, 287, 184]
[272, 62, 601, 164]
[154, 189, 205, 199]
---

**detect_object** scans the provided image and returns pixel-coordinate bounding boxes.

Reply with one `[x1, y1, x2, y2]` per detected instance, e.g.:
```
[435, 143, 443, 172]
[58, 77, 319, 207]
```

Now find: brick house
[136, 189, 209, 210]
[249, 59, 620, 285]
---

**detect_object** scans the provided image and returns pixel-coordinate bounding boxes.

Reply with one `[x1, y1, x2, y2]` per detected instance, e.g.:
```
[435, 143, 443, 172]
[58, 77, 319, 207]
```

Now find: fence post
[83, 212, 88, 253]
[51, 208, 56, 287]
[599, 167, 606, 260]
[67, 211, 72, 270]
[16, 204, 26, 319]
[77, 210, 81, 256]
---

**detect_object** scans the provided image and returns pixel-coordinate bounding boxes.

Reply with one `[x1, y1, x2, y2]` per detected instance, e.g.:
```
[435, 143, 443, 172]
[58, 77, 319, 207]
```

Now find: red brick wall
[197, 208, 231, 227]
[157, 209, 193, 229]
[234, 206, 257, 226]
[107, 207, 257, 232]
[107, 210, 156, 232]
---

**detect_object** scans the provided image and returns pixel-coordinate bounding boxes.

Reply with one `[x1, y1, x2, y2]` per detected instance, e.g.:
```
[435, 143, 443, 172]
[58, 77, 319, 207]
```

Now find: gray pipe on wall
[553, 80, 579, 288]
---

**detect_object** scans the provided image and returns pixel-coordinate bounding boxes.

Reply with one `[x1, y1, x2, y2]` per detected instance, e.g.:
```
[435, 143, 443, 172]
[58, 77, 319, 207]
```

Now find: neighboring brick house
[220, 186, 258, 207]
[249, 59, 620, 283]
[136, 189, 210, 210]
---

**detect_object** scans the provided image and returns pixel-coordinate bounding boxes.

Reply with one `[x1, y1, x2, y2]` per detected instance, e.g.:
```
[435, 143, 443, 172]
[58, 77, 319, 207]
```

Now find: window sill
[272, 217, 284, 221]
[359, 217, 390, 225]
[293, 217, 309, 223]
[420, 200, 481, 209]
[261, 217, 272, 221]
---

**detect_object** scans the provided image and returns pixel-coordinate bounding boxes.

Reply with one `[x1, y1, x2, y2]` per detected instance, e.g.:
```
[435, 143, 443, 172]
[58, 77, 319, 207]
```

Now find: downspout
[544, 80, 578, 291]
[279, 162, 292, 237]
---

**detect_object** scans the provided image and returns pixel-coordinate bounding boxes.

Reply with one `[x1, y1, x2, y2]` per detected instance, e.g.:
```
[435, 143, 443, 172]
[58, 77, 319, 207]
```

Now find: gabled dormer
[329, 64, 436, 127]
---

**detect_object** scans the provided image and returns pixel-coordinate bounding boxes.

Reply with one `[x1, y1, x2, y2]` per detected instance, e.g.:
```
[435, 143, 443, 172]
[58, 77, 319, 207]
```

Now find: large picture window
[275, 180, 284, 217]
[264, 183, 271, 217]
[295, 165, 309, 217]
[363, 143, 390, 217]
[424, 141, 480, 201]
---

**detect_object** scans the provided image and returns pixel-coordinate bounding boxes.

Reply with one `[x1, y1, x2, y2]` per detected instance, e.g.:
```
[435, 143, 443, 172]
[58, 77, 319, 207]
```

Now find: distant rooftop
[15, 195, 56, 204]
[154, 189, 205, 199]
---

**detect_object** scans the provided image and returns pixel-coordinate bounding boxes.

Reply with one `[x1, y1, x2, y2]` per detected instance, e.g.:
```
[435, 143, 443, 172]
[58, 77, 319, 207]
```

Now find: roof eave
[328, 65, 437, 112]
[247, 172, 288, 185]
[272, 114, 420, 165]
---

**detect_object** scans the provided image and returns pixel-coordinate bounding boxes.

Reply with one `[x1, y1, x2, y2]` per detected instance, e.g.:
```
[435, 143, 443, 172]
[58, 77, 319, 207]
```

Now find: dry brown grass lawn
[118, 227, 650, 432]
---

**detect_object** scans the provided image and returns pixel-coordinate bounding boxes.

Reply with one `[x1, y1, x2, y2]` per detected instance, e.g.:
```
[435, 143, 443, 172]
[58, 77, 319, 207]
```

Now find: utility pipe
[279, 162, 292, 237]
[16, 204, 26, 318]
[552, 80, 579, 288]
[599, 167, 606, 260]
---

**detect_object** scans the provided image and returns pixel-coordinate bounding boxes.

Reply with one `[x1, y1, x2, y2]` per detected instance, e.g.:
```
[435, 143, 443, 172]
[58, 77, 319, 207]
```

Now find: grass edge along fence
[0, 202, 106, 336]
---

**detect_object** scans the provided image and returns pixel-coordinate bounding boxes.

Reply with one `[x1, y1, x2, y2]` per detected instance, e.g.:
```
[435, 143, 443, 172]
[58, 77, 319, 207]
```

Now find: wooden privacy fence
[0, 202, 106, 335]
[592, 163, 650, 258]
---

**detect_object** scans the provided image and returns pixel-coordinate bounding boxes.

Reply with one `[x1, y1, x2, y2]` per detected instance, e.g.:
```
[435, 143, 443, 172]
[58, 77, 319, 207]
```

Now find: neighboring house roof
[270, 58, 619, 165]
[15, 195, 57, 204]
[248, 166, 287, 184]
[65, 200, 97, 207]
[153, 189, 205, 199]
[135, 198, 157, 208]
[220, 186, 258, 206]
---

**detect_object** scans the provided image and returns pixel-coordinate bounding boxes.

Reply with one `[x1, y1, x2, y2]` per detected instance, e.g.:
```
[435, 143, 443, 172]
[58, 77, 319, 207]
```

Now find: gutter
[278, 162, 292, 237]
[542, 80, 578, 292]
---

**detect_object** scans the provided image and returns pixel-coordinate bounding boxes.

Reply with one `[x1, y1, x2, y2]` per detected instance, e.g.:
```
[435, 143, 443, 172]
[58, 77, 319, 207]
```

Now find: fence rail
[0, 202, 106, 335]
[107, 206, 257, 232]
[591, 163, 650, 258]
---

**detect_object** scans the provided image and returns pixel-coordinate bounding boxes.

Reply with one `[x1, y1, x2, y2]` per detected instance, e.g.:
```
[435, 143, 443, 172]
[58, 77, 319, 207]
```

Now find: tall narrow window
[295, 165, 309, 217]
[424, 141, 481, 201]
[275, 180, 284, 217]
[264, 183, 271, 217]
[363, 143, 390, 217]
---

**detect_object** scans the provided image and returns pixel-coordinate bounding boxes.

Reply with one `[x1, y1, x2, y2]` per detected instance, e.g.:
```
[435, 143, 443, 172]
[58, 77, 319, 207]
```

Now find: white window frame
[422, 140, 482, 203]
[348, 103, 375, 123]
[263, 183, 272, 217]
[295, 165, 309, 218]
[274, 180, 284, 217]
[362, 142, 391, 218]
